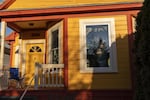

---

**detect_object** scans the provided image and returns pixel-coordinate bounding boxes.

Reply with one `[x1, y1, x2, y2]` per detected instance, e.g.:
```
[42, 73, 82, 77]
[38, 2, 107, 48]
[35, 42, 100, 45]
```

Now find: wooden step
[0, 96, 36, 100]
[0, 89, 133, 100]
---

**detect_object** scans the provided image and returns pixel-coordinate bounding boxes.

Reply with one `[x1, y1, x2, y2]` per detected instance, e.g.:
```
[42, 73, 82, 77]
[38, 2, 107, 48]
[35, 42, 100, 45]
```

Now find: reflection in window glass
[80, 18, 117, 73]
[51, 29, 59, 64]
[86, 25, 110, 67]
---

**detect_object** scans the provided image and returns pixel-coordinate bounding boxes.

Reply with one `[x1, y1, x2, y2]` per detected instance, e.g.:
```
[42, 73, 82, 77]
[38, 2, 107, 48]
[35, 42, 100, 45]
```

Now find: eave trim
[0, 2, 142, 18]
[0, 0, 16, 10]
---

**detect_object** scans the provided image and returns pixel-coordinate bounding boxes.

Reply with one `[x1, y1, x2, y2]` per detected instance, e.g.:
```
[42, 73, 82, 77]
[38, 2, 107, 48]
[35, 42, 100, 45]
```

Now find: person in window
[87, 26, 109, 67]
[94, 39, 109, 67]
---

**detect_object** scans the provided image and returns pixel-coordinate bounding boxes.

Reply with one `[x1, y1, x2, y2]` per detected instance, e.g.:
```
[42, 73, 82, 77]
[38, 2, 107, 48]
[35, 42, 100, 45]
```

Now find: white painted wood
[0, 21, 6, 70]
[51, 68, 54, 87]
[47, 69, 50, 87]
[79, 18, 118, 73]
[34, 63, 64, 89]
[47, 21, 63, 64]
[0, 21, 7, 91]
[34, 62, 39, 89]
[59, 68, 64, 87]
[55, 68, 58, 87]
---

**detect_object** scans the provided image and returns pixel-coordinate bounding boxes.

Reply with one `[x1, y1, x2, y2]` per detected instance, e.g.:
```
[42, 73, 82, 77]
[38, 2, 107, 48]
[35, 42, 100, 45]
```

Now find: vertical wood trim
[127, 14, 134, 91]
[9, 41, 14, 66]
[0, 21, 6, 91]
[63, 18, 68, 88]
[45, 31, 47, 64]
[0, 21, 6, 70]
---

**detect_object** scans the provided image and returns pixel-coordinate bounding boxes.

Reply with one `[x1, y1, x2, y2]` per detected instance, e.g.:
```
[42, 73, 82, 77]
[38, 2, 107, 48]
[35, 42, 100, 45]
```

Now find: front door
[25, 43, 44, 85]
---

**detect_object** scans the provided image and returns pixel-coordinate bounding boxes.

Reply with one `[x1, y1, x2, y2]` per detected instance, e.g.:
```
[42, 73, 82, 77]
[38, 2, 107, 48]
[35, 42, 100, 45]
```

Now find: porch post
[0, 21, 7, 90]
[0, 21, 6, 71]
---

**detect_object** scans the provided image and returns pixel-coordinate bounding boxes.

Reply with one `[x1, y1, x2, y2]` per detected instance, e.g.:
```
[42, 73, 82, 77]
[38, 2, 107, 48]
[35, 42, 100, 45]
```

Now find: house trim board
[0, 2, 142, 17]
[2, 10, 139, 23]
[0, 0, 15, 10]
[63, 18, 68, 88]
[127, 14, 135, 91]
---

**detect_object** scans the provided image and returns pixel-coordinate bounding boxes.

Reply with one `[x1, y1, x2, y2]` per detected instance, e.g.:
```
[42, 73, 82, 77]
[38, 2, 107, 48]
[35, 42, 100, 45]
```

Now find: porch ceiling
[15, 20, 48, 29]
[7, 20, 59, 32]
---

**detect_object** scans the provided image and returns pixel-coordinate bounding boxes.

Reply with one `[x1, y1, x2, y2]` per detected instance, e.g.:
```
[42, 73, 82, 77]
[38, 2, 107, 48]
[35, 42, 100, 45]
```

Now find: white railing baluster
[34, 63, 38, 89]
[0, 70, 9, 90]
[39, 72, 42, 87]
[42, 69, 46, 87]
[47, 68, 50, 87]
[49, 69, 52, 87]
[51, 68, 54, 87]
[34, 63, 64, 89]
[59, 68, 64, 87]
[59, 68, 61, 87]
[55, 68, 58, 87]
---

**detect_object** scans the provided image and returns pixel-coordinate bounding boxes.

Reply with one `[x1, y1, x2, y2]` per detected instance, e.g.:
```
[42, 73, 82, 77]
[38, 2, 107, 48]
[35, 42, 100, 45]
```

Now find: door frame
[22, 39, 45, 76]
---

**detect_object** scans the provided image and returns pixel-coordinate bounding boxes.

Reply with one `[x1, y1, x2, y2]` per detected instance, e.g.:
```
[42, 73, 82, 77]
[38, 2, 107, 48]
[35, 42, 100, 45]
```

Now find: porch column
[0, 21, 7, 91]
[0, 21, 7, 71]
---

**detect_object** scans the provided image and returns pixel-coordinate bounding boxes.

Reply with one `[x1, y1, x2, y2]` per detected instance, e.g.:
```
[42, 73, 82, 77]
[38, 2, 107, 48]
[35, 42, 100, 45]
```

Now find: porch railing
[0, 69, 9, 90]
[34, 63, 64, 89]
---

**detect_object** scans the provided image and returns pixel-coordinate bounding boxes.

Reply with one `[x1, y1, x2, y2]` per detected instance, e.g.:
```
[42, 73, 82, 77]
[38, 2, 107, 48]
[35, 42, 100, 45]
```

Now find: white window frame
[80, 18, 117, 73]
[47, 21, 63, 64]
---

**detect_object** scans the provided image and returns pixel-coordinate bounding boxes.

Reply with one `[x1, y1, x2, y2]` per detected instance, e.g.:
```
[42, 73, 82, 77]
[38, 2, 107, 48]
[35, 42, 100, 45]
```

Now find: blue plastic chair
[9, 68, 24, 88]
[9, 68, 20, 80]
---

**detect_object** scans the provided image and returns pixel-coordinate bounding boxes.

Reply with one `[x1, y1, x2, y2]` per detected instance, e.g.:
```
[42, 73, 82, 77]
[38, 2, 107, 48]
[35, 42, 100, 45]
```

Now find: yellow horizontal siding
[91, 79, 131, 89]
[8, 0, 143, 10]
[68, 15, 132, 90]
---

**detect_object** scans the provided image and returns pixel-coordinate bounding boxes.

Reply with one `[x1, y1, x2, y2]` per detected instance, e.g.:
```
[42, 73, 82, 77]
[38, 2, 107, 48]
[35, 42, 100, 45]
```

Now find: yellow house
[0, 0, 143, 99]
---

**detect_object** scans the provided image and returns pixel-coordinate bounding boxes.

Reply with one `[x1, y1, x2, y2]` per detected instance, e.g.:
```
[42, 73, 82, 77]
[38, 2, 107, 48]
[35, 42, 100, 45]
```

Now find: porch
[0, 63, 64, 90]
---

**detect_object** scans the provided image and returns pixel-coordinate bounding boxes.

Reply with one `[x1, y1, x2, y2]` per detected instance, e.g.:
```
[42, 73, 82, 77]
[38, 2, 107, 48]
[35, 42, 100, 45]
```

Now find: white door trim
[22, 39, 45, 76]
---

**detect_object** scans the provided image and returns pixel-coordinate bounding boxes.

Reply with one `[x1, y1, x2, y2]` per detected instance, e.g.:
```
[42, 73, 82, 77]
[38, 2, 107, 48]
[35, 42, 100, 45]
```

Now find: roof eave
[0, 2, 142, 18]
[0, 0, 16, 10]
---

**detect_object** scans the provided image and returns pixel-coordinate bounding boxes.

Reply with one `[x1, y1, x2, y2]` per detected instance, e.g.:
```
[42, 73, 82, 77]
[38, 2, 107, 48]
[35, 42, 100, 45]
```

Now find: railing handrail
[0, 69, 9, 90]
[41, 64, 64, 69]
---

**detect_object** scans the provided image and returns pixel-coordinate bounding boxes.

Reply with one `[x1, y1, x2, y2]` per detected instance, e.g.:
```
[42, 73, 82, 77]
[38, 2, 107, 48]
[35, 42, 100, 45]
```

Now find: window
[80, 18, 117, 73]
[51, 29, 59, 64]
[29, 46, 42, 52]
[48, 22, 63, 64]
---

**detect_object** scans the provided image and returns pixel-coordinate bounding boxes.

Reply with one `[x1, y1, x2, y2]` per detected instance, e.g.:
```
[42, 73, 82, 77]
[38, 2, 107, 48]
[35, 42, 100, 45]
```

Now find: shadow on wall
[68, 32, 134, 100]
[0, 28, 134, 100]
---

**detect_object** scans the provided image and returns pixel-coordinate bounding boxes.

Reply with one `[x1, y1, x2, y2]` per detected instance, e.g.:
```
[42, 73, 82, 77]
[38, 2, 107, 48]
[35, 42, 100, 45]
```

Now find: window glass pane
[52, 30, 58, 49]
[29, 46, 42, 52]
[51, 29, 59, 64]
[86, 25, 110, 67]
[52, 48, 59, 64]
